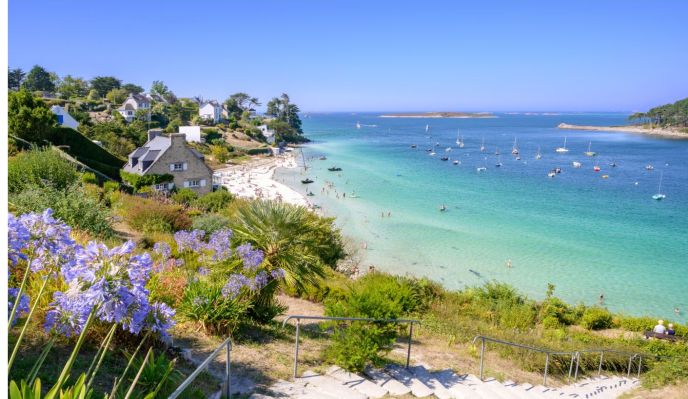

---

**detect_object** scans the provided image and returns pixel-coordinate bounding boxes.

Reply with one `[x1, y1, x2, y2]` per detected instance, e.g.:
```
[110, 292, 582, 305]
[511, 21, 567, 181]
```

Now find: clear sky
[8, 1, 688, 112]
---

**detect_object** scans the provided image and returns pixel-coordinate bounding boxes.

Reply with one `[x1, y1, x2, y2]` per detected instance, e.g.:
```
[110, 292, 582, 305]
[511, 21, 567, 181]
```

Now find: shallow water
[275, 113, 688, 321]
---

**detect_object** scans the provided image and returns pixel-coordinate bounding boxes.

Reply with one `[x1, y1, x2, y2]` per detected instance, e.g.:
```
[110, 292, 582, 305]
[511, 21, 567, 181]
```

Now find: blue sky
[8, 1, 688, 112]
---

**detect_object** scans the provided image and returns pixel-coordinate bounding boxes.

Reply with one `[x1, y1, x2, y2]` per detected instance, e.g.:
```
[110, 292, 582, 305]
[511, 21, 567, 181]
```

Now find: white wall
[50, 105, 80, 129]
[179, 126, 202, 143]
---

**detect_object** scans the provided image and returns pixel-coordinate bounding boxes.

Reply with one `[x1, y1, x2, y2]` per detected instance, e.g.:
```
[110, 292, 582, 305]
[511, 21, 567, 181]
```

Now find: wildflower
[236, 243, 264, 270]
[198, 267, 210, 276]
[14, 209, 77, 272]
[222, 274, 250, 299]
[174, 230, 206, 252]
[145, 302, 176, 343]
[153, 242, 171, 261]
[270, 268, 286, 280]
[44, 282, 95, 337]
[251, 271, 269, 291]
[8, 288, 30, 326]
[207, 229, 233, 261]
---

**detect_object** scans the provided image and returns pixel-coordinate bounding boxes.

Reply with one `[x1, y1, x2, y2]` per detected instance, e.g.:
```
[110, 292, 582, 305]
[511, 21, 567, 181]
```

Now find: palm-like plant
[230, 200, 331, 292]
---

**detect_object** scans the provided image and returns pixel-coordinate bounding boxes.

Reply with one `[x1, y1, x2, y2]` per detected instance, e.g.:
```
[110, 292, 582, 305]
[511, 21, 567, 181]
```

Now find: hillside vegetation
[629, 97, 688, 129]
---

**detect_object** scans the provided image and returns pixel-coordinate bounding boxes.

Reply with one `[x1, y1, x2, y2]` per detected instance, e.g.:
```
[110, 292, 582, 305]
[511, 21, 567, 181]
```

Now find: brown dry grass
[619, 383, 688, 399]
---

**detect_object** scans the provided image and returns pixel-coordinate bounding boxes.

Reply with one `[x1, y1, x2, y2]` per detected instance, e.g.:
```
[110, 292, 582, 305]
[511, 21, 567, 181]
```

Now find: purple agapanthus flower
[198, 267, 210, 276]
[207, 229, 233, 261]
[251, 271, 269, 291]
[145, 302, 176, 343]
[44, 283, 95, 337]
[236, 243, 264, 270]
[222, 274, 251, 299]
[270, 268, 286, 280]
[153, 242, 172, 261]
[12, 209, 78, 272]
[8, 288, 30, 326]
[174, 230, 206, 252]
[8, 214, 30, 265]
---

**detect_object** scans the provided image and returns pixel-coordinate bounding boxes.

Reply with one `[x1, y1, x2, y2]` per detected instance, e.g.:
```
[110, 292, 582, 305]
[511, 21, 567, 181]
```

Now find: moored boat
[555, 137, 569, 153]
[301, 178, 314, 184]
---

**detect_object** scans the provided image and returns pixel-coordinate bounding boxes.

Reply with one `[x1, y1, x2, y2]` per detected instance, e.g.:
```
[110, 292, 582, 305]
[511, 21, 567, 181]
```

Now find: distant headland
[558, 123, 687, 139]
[379, 112, 496, 118]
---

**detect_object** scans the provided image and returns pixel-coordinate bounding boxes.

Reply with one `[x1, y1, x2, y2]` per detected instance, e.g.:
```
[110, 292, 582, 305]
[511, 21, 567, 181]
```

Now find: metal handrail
[471, 335, 655, 387]
[281, 315, 420, 379]
[168, 337, 232, 399]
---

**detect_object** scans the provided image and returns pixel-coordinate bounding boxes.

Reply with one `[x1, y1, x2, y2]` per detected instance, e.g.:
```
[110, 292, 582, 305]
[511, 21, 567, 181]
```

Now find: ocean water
[274, 113, 688, 321]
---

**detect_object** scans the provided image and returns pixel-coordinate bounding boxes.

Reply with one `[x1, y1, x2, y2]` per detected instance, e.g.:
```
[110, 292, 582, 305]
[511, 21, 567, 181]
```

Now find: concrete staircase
[249, 365, 639, 399]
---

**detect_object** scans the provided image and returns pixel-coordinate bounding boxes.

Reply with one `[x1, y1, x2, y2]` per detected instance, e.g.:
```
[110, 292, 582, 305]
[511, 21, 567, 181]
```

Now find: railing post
[636, 356, 642, 379]
[598, 351, 604, 376]
[479, 337, 485, 381]
[406, 323, 413, 369]
[568, 353, 575, 383]
[225, 340, 231, 399]
[627, 355, 634, 378]
[293, 318, 301, 380]
[543, 353, 550, 387]
[574, 352, 580, 383]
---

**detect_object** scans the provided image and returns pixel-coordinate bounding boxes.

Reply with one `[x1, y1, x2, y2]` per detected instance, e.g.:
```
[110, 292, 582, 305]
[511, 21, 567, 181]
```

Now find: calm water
[275, 113, 688, 320]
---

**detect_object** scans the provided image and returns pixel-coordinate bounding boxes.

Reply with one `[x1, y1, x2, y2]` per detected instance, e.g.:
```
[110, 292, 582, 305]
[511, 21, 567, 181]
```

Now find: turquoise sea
[274, 113, 688, 321]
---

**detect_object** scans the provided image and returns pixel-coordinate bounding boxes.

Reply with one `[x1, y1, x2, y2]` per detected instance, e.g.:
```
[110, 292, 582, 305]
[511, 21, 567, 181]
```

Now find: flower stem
[109, 331, 150, 398]
[123, 347, 153, 399]
[85, 323, 118, 390]
[7, 255, 33, 330]
[27, 336, 56, 386]
[8, 272, 50, 371]
[49, 310, 96, 397]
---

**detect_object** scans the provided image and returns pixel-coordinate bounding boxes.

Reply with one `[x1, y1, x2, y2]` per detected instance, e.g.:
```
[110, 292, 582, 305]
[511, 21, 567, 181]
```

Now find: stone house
[123, 131, 213, 194]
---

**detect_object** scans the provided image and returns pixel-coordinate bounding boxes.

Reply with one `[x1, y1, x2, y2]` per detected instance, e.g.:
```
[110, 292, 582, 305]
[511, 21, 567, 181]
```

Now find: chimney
[170, 133, 187, 147]
[147, 129, 163, 141]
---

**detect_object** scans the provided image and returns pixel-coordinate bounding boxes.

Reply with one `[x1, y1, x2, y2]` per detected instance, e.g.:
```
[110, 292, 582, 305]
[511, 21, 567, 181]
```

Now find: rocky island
[380, 111, 496, 118]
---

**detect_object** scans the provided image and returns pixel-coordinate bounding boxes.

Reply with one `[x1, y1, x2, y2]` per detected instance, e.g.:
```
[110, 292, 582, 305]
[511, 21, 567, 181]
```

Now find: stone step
[408, 366, 456, 399]
[432, 370, 492, 399]
[300, 370, 368, 399]
[364, 367, 412, 396]
[327, 366, 388, 398]
[384, 364, 435, 397]
[500, 380, 539, 399]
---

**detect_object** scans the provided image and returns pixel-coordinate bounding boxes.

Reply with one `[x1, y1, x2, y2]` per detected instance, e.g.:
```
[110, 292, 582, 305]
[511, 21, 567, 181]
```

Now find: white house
[50, 105, 80, 129]
[199, 100, 222, 124]
[257, 124, 275, 144]
[118, 93, 151, 122]
[178, 126, 202, 143]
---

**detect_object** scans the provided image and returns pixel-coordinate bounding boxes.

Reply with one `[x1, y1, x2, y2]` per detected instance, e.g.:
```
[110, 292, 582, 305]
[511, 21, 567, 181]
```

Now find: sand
[213, 150, 312, 208]
[558, 123, 687, 139]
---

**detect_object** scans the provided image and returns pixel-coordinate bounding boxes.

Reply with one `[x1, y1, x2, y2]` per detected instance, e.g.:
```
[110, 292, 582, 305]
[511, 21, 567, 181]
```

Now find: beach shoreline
[558, 123, 688, 139]
[380, 112, 496, 118]
[213, 150, 313, 208]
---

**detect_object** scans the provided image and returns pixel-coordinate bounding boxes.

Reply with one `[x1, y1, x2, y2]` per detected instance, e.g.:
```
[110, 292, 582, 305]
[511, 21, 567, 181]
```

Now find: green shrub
[193, 189, 234, 212]
[539, 297, 580, 328]
[191, 213, 232, 234]
[81, 171, 98, 185]
[8, 148, 79, 193]
[46, 126, 126, 180]
[123, 198, 192, 233]
[323, 322, 395, 372]
[10, 183, 114, 237]
[171, 188, 198, 206]
[179, 281, 250, 334]
[125, 351, 183, 397]
[103, 180, 120, 193]
[580, 307, 613, 330]
[642, 357, 688, 388]
[120, 171, 173, 191]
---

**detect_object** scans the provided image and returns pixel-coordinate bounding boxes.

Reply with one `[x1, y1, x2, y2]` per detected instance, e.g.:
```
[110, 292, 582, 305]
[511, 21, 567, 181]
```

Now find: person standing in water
[506, 259, 512, 268]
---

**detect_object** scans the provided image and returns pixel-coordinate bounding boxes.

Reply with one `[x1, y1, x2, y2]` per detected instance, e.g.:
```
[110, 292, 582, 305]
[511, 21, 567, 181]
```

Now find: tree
[58, 75, 90, 99]
[8, 90, 58, 142]
[151, 80, 169, 96]
[22, 65, 56, 92]
[122, 83, 144, 94]
[224, 92, 261, 120]
[211, 144, 231, 163]
[8, 68, 25, 91]
[265, 93, 306, 142]
[87, 89, 101, 101]
[106, 88, 129, 104]
[90, 76, 121, 97]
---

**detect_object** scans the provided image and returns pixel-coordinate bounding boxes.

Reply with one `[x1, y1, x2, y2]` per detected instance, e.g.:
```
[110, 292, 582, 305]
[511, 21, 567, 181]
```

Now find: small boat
[356, 121, 361, 129]
[426, 148, 433, 152]
[327, 166, 342, 172]
[511, 137, 519, 155]
[318, 156, 327, 160]
[548, 171, 556, 178]
[515, 156, 521, 161]
[445, 147, 452, 152]
[555, 137, 569, 153]
[410, 144, 417, 148]
[306, 191, 315, 196]
[430, 151, 436, 156]
[555, 167, 562, 174]
[495, 147, 500, 155]
[440, 156, 449, 161]
[453, 160, 460, 165]
[593, 164, 601, 172]
[572, 161, 582, 168]
[609, 161, 617, 167]
[652, 171, 666, 200]
[602, 175, 609, 179]
[301, 178, 314, 184]
[455, 129, 461, 146]
[645, 164, 654, 170]
[476, 167, 487, 172]
[584, 141, 596, 157]
[439, 204, 447, 212]
[480, 137, 486, 152]
[535, 146, 542, 160]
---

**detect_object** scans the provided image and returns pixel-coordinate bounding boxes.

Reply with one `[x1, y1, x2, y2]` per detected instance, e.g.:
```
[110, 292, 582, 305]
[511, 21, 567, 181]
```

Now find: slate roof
[123, 134, 205, 174]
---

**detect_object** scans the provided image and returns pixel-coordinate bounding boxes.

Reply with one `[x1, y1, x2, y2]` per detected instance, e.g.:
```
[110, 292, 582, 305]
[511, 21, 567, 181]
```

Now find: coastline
[213, 150, 313, 208]
[380, 112, 496, 118]
[558, 123, 688, 139]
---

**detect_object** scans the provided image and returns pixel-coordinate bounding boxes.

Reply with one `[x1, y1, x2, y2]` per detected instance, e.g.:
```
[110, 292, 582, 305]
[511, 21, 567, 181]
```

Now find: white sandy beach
[213, 150, 312, 208]
[558, 123, 688, 139]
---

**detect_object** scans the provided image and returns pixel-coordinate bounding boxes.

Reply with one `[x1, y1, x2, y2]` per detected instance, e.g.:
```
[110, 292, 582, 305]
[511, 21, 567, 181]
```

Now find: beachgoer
[362, 242, 368, 250]
[653, 320, 667, 334]
[343, 192, 346, 198]
[388, 211, 391, 217]
[506, 259, 512, 268]
[675, 307, 681, 316]
[667, 324, 676, 336]
[599, 293, 604, 305]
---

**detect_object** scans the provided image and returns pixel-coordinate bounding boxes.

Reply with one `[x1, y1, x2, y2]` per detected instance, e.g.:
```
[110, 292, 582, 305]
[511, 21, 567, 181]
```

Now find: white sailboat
[535, 146, 542, 159]
[511, 137, 519, 155]
[652, 171, 666, 200]
[480, 136, 486, 152]
[456, 129, 461, 146]
[555, 137, 569, 153]
[584, 141, 596, 156]
[425, 124, 429, 133]
[356, 121, 361, 129]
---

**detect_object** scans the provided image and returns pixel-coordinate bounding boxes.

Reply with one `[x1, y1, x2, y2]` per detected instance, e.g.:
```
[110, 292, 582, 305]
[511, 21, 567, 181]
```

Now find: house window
[172, 163, 184, 171]
[188, 180, 200, 188]
[154, 183, 168, 191]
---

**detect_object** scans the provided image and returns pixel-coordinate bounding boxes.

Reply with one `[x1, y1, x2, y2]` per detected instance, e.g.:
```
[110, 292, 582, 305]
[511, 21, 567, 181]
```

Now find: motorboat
[440, 156, 449, 161]
[572, 161, 582, 168]
[645, 164, 654, 170]
[327, 166, 342, 172]
[411, 144, 417, 148]
[548, 171, 556, 178]
[453, 160, 460, 165]
[301, 178, 314, 184]
[318, 156, 327, 160]
[476, 167, 487, 172]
